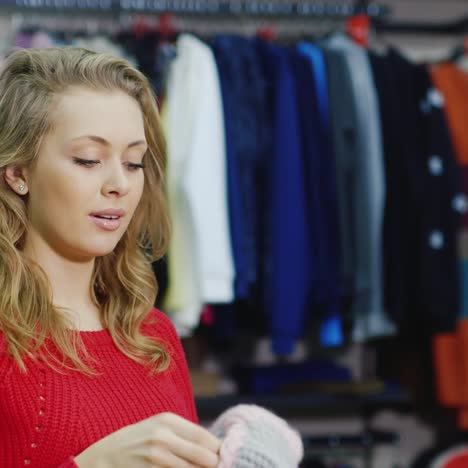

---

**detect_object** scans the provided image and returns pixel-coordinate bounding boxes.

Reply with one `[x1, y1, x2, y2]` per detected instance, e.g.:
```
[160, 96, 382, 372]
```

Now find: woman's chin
[72, 241, 119, 260]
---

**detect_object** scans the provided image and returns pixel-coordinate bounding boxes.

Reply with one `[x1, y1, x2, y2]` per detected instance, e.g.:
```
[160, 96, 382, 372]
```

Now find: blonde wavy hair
[0, 47, 172, 377]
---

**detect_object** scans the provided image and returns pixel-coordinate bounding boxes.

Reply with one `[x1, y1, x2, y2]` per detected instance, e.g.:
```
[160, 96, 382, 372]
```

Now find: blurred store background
[2, 1, 468, 466]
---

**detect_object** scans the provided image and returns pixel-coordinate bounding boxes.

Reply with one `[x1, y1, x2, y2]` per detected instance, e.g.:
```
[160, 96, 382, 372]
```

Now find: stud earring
[18, 184, 25, 192]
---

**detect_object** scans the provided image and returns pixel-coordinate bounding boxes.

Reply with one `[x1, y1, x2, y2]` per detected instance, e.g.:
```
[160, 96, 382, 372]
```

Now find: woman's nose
[102, 161, 131, 197]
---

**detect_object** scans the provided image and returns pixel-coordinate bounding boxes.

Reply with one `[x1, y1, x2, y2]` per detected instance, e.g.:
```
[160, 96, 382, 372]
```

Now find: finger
[160, 429, 219, 468]
[146, 445, 195, 468]
[158, 414, 222, 454]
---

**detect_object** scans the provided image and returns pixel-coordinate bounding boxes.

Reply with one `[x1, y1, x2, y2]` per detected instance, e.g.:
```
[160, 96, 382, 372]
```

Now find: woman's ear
[3, 165, 29, 195]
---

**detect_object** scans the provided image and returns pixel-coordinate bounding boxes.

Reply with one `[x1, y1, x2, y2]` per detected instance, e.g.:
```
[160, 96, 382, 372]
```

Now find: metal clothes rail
[0, 0, 391, 17]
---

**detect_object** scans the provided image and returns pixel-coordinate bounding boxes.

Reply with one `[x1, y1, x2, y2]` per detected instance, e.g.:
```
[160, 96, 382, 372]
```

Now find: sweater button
[31, 443, 37, 448]
[428, 155, 443, 175]
[39, 395, 45, 401]
[39, 409, 44, 416]
[429, 230, 444, 250]
[35, 426, 41, 432]
[24, 460, 31, 465]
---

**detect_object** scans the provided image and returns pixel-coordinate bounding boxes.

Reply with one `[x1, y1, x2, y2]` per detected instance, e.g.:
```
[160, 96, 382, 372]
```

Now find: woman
[0, 47, 220, 468]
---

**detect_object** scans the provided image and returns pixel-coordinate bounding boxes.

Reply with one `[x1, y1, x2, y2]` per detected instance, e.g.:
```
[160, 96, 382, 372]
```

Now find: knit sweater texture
[0, 308, 198, 468]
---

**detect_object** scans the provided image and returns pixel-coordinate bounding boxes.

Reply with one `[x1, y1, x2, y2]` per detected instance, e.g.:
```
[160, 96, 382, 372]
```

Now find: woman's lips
[89, 215, 121, 231]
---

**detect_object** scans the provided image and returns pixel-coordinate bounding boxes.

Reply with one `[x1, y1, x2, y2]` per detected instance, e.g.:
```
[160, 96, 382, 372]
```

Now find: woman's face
[20, 87, 147, 261]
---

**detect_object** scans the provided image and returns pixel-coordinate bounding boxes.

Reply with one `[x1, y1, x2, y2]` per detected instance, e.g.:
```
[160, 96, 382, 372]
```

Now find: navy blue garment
[289, 50, 340, 347]
[152, 257, 168, 308]
[288, 51, 321, 334]
[211, 35, 270, 302]
[115, 30, 163, 93]
[256, 42, 310, 355]
[369, 50, 462, 334]
[232, 359, 352, 394]
[414, 64, 462, 332]
[296, 43, 344, 346]
[368, 51, 416, 332]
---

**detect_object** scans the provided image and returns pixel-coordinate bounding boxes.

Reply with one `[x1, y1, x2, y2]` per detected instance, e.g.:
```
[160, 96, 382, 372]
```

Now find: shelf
[195, 385, 412, 419]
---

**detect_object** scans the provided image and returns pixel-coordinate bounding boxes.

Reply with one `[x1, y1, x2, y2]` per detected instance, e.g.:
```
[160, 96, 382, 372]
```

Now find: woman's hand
[74, 412, 221, 468]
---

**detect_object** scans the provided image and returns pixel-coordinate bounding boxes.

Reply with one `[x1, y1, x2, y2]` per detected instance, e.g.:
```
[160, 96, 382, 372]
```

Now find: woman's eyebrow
[70, 135, 147, 149]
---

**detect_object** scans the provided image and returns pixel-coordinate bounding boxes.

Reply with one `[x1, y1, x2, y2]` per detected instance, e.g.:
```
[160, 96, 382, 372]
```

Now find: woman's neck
[23, 233, 102, 330]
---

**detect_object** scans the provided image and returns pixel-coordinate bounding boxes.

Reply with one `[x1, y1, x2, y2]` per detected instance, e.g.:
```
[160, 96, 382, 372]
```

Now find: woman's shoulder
[143, 307, 176, 333]
[142, 307, 182, 351]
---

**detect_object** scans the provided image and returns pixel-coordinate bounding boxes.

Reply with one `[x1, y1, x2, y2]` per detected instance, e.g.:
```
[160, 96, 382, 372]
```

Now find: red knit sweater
[0, 308, 198, 468]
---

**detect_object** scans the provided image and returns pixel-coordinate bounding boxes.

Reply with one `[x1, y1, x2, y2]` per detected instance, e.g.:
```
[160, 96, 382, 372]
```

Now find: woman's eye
[126, 162, 146, 171]
[72, 157, 145, 171]
[73, 157, 99, 167]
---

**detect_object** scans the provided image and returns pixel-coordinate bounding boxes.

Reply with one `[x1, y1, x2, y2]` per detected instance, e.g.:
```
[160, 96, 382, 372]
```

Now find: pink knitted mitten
[209, 404, 303, 468]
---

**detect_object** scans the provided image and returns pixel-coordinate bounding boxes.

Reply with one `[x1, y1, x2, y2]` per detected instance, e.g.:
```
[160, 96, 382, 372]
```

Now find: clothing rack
[0, 0, 391, 17]
[375, 16, 468, 35]
[2, 0, 466, 38]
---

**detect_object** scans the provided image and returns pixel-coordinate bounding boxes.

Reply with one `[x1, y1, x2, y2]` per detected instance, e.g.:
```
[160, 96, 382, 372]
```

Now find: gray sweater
[323, 34, 396, 341]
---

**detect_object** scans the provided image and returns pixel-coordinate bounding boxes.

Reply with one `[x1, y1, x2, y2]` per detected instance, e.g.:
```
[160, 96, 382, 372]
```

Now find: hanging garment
[323, 34, 396, 342]
[431, 63, 468, 167]
[293, 43, 343, 347]
[163, 34, 235, 335]
[431, 64, 468, 306]
[74, 36, 136, 66]
[370, 49, 462, 335]
[255, 41, 310, 355]
[430, 62, 468, 428]
[211, 35, 271, 302]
